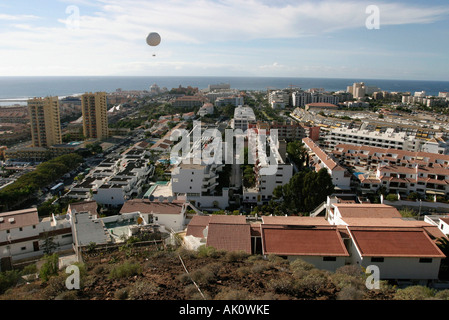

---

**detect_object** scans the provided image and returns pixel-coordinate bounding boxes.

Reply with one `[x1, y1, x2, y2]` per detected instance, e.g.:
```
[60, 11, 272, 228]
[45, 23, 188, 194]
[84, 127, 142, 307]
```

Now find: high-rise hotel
[28, 96, 62, 147]
[81, 92, 109, 140]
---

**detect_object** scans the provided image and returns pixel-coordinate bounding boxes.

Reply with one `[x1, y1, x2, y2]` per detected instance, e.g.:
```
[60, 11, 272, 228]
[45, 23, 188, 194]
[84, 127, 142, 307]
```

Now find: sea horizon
[0, 75, 448, 103]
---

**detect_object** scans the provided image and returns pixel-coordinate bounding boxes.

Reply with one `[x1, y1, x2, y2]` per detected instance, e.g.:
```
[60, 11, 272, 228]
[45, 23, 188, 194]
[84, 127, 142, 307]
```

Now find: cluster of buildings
[3, 190, 448, 284]
[184, 197, 449, 282]
[3, 92, 109, 163]
[66, 142, 153, 207]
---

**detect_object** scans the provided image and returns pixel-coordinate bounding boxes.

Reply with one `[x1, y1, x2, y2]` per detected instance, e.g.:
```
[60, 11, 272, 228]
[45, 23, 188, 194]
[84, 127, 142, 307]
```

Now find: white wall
[286, 255, 347, 272]
[153, 212, 186, 232]
[348, 239, 442, 280]
[93, 187, 125, 206]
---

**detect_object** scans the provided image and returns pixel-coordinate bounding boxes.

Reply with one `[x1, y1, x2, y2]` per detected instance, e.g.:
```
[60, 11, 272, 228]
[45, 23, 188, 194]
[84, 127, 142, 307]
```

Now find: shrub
[295, 269, 330, 293]
[435, 289, 449, 300]
[129, 281, 159, 299]
[55, 290, 79, 300]
[39, 254, 59, 282]
[0, 270, 21, 294]
[184, 284, 211, 300]
[114, 288, 129, 300]
[330, 273, 365, 291]
[251, 261, 272, 274]
[335, 264, 364, 277]
[177, 247, 197, 259]
[21, 264, 38, 276]
[225, 250, 249, 262]
[197, 246, 223, 258]
[268, 277, 296, 295]
[93, 265, 106, 275]
[109, 261, 141, 279]
[394, 285, 435, 300]
[190, 269, 216, 285]
[267, 254, 289, 266]
[385, 194, 398, 201]
[236, 266, 251, 277]
[42, 274, 67, 298]
[290, 258, 315, 272]
[337, 286, 366, 300]
[214, 288, 253, 300]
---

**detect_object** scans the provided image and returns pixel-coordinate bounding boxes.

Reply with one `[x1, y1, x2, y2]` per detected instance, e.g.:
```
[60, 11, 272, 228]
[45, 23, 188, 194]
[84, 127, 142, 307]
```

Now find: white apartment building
[197, 103, 214, 117]
[243, 134, 293, 205]
[268, 90, 289, 109]
[214, 95, 244, 107]
[0, 208, 73, 266]
[292, 91, 340, 107]
[171, 163, 229, 209]
[231, 105, 256, 132]
[324, 127, 419, 152]
[325, 201, 445, 280]
[333, 143, 449, 197]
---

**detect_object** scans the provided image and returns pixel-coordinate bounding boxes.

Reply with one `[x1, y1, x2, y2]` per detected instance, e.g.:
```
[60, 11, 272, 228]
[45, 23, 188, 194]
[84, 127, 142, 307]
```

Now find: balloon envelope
[146, 32, 161, 46]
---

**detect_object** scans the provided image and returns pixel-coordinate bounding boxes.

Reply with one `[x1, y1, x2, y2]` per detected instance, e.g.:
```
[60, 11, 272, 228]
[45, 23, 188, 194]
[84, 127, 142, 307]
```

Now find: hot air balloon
[146, 32, 161, 56]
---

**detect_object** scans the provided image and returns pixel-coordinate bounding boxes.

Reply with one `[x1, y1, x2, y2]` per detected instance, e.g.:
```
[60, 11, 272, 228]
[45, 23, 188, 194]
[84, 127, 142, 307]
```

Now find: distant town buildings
[347, 82, 380, 99]
[324, 127, 419, 152]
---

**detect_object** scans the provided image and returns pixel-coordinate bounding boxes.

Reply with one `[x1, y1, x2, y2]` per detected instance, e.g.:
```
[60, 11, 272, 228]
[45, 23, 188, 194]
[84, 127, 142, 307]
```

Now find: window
[419, 258, 433, 263]
[19, 227, 23, 231]
[323, 256, 336, 261]
[371, 257, 384, 263]
[21, 247, 26, 251]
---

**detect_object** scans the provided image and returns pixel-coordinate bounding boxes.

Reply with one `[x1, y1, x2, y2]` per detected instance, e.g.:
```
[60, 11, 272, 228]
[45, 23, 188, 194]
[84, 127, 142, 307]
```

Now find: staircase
[309, 201, 327, 217]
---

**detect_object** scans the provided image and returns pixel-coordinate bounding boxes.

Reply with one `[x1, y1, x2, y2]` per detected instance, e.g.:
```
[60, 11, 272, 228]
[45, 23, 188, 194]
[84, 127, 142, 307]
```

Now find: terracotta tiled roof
[348, 227, 445, 258]
[261, 225, 349, 256]
[120, 199, 184, 215]
[185, 215, 247, 238]
[262, 216, 330, 226]
[341, 217, 429, 227]
[0, 208, 39, 231]
[209, 215, 247, 224]
[334, 204, 402, 218]
[68, 200, 98, 215]
[185, 215, 211, 237]
[303, 137, 346, 172]
[206, 223, 252, 254]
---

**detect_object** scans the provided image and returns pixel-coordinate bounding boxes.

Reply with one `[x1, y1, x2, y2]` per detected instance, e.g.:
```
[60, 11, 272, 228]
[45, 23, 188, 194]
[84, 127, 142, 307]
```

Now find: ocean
[0, 76, 448, 105]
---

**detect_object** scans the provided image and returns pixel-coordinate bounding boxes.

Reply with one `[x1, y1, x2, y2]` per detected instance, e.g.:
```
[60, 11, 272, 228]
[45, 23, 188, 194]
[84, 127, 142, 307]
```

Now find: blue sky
[1, 0, 449, 80]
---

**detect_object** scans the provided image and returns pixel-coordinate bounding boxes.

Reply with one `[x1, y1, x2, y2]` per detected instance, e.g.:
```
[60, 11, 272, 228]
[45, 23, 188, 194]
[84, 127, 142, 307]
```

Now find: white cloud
[0, 0, 448, 76]
[0, 13, 40, 21]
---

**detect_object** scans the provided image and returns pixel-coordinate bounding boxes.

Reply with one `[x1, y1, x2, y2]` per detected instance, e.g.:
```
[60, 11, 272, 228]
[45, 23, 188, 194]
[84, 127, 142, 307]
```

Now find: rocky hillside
[1, 244, 448, 301]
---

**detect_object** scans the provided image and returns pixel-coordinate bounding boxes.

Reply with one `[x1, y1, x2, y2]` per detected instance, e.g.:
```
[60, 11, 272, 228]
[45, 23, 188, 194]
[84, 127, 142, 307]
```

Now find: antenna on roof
[158, 196, 165, 202]
[167, 196, 174, 203]
[149, 195, 155, 201]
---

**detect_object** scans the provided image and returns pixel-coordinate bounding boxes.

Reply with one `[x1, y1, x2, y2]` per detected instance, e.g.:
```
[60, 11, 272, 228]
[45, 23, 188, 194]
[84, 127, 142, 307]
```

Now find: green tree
[42, 232, 58, 255]
[39, 253, 59, 282]
[287, 141, 307, 169]
[267, 168, 334, 215]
